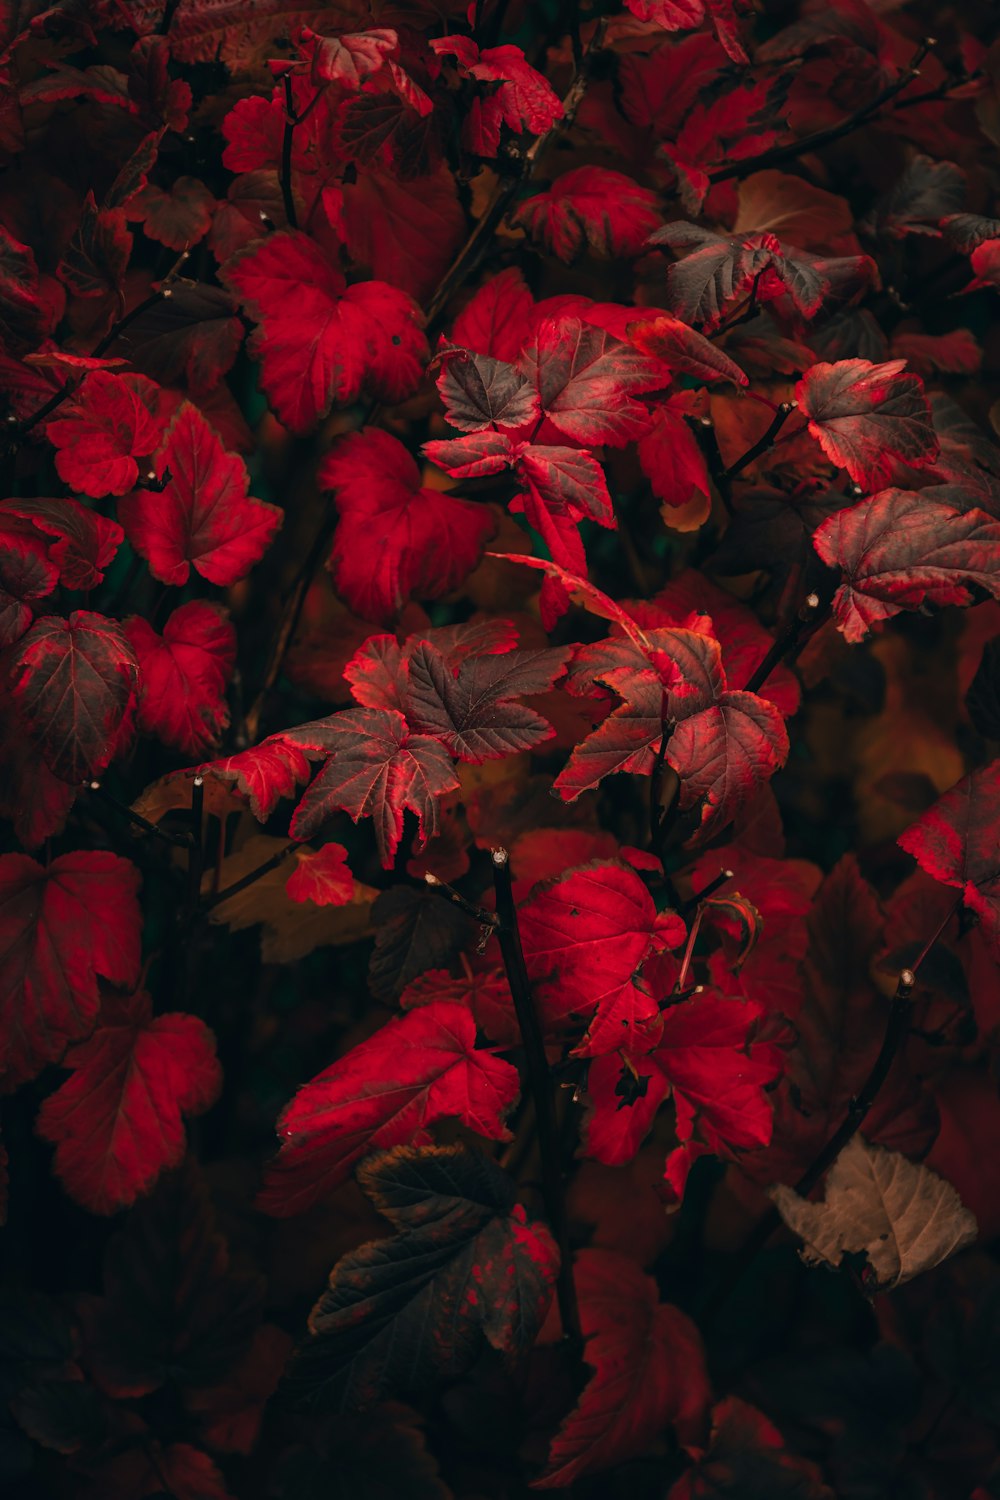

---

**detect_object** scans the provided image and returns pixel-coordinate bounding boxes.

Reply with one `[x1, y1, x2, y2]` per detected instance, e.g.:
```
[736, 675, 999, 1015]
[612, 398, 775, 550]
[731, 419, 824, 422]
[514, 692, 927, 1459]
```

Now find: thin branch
[281, 74, 299, 231]
[744, 589, 824, 696]
[204, 840, 298, 911]
[689, 416, 733, 514]
[157, 0, 183, 35]
[708, 37, 936, 185]
[87, 781, 191, 849]
[187, 776, 205, 909]
[723, 402, 796, 482]
[423, 872, 498, 928]
[680, 868, 733, 916]
[492, 848, 582, 1349]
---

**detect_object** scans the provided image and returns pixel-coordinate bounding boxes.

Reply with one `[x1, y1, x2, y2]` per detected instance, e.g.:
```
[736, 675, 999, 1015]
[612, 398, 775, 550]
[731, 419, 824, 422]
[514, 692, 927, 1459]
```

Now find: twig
[689, 416, 733, 514]
[187, 776, 205, 909]
[87, 781, 191, 849]
[708, 37, 936, 185]
[281, 74, 299, 231]
[744, 589, 824, 695]
[491, 848, 582, 1349]
[649, 726, 672, 847]
[424, 872, 498, 928]
[680, 868, 733, 916]
[157, 0, 183, 35]
[723, 402, 796, 481]
[204, 839, 299, 911]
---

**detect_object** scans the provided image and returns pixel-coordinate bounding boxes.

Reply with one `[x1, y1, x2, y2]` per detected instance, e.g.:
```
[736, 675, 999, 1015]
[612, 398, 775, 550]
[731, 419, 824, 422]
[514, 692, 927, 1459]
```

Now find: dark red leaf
[36, 990, 221, 1214]
[518, 317, 664, 447]
[124, 601, 236, 756]
[514, 168, 661, 262]
[45, 370, 163, 498]
[284, 1144, 557, 1408]
[898, 763, 1000, 960]
[258, 1003, 519, 1216]
[536, 1248, 710, 1487]
[437, 348, 541, 432]
[8, 610, 139, 782]
[405, 640, 569, 761]
[813, 488, 1000, 641]
[118, 401, 282, 586]
[796, 359, 939, 489]
[285, 843, 354, 906]
[284, 707, 459, 867]
[319, 428, 495, 624]
[0, 496, 123, 590]
[220, 230, 428, 434]
[0, 850, 142, 1091]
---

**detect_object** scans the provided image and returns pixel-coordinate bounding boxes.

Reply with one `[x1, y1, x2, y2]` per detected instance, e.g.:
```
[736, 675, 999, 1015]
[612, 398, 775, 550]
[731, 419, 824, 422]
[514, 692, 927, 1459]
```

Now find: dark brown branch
[744, 589, 824, 696]
[689, 416, 733, 514]
[708, 37, 936, 185]
[680, 868, 733, 916]
[157, 0, 183, 35]
[491, 848, 582, 1349]
[281, 74, 299, 231]
[204, 840, 299, 911]
[87, 781, 191, 849]
[723, 401, 795, 482]
[187, 775, 205, 909]
[423, 872, 498, 928]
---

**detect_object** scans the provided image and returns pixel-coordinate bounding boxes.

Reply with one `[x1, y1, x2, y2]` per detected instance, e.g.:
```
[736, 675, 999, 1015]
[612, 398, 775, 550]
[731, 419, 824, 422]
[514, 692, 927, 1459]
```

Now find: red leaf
[636, 404, 712, 510]
[320, 428, 495, 624]
[8, 610, 139, 782]
[898, 763, 1000, 960]
[405, 640, 569, 761]
[341, 165, 465, 304]
[220, 230, 427, 434]
[0, 496, 123, 590]
[285, 707, 459, 867]
[432, 38, 563, 155]
[518, 317, 663, 447]
[36, 990, 221, 1214]
[257, 1002, 519, 1215]
[796, 359, 939, 489]
[285, 843, 354, 906]
[191, 737, 313, 820]
[0, 530, 55, 646]
[297, 26, 397, 86]
[118, 402, 282, 586]
[813, 488, 1000, 642]
[124, 601, 236, 756]
[669, 1396, 833, 1500]
[0, 224, 53, 351]
[0, 850, 142, 1091]
[535, 1248, 710, 1487]
[45, 370, 163, 498]
[400, 962, 518, 1047]
[519, 860, 682, 1056]
[514, 167, 661, 262]
[624, 0, 748, 65]
[452, 266, 535, 363]
[627, 313, 748, 387]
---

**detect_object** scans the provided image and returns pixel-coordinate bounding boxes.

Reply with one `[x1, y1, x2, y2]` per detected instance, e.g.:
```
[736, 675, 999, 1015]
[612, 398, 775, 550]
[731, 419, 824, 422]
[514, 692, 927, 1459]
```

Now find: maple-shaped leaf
[860, 155, 966, 240]
[431, 37, 563, 156]
[258, 1003, 518, 1216]
[535, 1248, 710, 1487]
[127, 176, 216, 251]
[0, 225, 53, 352]
[813, 489, 1000, 642]
[79, 1161, 263, 1397]
[285, 1144, 557, 1409]
[582, 990, 778, 1202]
[36, 990, 221, 1215]
[57, 192, 130, 305]
[44, 371, 163, 498]
[284, 707, 459, 867]
[8, 610, 139, 783]
[404, 640, 569, 761]
[649, 222, 873, 330]
[898, 763, 1000, 959]
[554, 610, 789, 841]
[0, 531, 55, 646]
[624, 0, 748, 64]
[285, 843, 355, 907]
[519, 860, 683, 1056]
[796, 359, 939, 489]
[319, 428, 494, 624]
[770, 1136, 977, 1290]
[518, 317, 664, 447]
[0, 496, 123, 591]
[662, 82, 779, 212]
[514, 168, 661, 262]
[124, 601, 236, 756]
[118, 402, 282, 586]
[220, 231, 427, 434]
[103, 283, 242, 396]
[400, 961, 518, 1047]
[436, 348, 540, 431]
[0, 851, 142, 1092]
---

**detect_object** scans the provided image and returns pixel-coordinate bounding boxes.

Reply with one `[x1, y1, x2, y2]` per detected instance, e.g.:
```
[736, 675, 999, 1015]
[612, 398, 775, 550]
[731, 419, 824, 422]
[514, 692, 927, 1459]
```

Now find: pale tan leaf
[769, 1136, 977, 1290]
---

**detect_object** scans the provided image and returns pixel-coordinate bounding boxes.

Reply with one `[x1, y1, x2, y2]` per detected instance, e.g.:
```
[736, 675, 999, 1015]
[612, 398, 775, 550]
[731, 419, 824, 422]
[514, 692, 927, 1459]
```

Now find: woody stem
[204, 840, 299, 911]
[492, 848, 582, 1349]
[281, 74, 298, 230]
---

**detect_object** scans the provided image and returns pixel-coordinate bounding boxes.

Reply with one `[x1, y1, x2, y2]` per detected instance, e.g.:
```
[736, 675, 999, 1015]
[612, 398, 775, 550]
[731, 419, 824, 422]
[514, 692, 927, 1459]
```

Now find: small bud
[899, 968, 916, 991]
[146, 470, 156, 481]
[491, 847, 509, 866]
[700, 416, 713, 428]
[89, 780, 101, 791]
[5, 413, 17, 425]
[693, 984, 704, 993]
[424, 872, 441, 886]
[161, 286, 173, 298]
[722, 869, 734, 880]
[805, 592, 820, 611]
[911, 66, 921, 76]
[193, 774, 205, 787]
